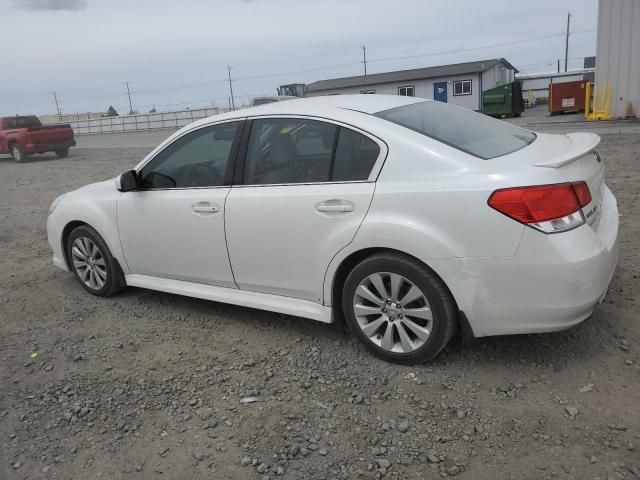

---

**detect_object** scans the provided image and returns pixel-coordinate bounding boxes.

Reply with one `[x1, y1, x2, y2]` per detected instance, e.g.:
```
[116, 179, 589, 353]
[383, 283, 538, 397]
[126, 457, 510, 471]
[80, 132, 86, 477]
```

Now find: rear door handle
[315, 199, 355, 213]
[191, 202, 220, 214]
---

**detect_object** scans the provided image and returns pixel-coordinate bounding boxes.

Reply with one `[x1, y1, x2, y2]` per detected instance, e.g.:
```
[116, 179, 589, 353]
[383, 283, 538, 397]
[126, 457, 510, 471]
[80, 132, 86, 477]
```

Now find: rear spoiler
[533, 132, 600, 168]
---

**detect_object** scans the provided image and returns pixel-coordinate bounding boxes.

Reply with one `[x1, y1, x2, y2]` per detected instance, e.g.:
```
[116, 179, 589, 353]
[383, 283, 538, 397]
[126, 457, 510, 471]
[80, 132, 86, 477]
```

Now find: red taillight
[488, 182, 591, 232]
[572, 181, 592, 206]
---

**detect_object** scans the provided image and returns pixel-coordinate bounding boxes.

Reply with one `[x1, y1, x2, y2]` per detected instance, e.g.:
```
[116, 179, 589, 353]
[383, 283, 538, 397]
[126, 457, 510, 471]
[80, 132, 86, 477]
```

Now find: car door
[225, 117, 385, 303]
[117, 120, 243, 287]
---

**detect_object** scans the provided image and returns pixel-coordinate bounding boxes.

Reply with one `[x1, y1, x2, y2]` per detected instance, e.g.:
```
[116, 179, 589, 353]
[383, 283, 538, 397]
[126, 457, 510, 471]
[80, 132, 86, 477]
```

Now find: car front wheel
[66, 225, 125, 297]
[342, 253, 457, 363]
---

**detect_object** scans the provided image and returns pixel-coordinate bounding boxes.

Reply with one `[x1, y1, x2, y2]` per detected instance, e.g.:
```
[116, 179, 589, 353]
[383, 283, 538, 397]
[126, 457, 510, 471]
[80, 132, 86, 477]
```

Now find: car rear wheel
[55, 148, 69, 158]
[342, 253, 457, 363]
[66, 225, 125, 297]
[10, 143, 25, 162]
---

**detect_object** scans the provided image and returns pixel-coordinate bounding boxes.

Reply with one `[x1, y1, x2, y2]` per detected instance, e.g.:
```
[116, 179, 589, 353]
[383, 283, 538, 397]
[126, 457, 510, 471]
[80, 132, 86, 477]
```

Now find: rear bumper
[430, 184, 619, 337]
[24, 139, 76, 154]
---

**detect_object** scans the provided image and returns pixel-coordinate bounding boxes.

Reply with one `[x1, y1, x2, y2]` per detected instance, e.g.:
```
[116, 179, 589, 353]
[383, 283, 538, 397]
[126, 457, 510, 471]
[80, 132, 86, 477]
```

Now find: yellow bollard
[585, 82, 591, 118]
[585, 81, 614, 121]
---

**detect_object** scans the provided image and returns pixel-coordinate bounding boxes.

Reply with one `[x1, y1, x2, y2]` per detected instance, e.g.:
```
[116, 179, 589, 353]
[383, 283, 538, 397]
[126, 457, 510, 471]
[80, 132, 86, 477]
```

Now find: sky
[1, 0, 598, 116]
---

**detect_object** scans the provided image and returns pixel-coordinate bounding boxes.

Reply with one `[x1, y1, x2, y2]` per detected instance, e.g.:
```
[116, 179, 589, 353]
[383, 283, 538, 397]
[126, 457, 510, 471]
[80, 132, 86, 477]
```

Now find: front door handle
[315, 199, 355, 213]
[191, 202, 220, 214]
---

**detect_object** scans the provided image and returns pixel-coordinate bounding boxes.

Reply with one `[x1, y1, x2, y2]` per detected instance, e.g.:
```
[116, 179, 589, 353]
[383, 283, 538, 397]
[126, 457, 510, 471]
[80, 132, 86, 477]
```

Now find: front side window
[398, 86, 415, 97]
[360, 90, 376, 94]
[139, 122, 240, 189]
[453, 80, 472, 96]
[243, 118, 381, 185]
[375, 101, 535, 159]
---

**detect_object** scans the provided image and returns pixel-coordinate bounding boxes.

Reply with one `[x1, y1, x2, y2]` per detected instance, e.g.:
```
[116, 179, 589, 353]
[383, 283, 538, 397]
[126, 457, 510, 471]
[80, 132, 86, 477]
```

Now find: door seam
[223, 188, 240, 289]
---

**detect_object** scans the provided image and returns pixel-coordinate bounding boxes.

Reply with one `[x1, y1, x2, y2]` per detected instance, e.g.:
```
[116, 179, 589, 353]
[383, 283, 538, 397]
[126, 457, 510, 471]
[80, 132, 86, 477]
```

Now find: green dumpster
[482, 81, 524, 117]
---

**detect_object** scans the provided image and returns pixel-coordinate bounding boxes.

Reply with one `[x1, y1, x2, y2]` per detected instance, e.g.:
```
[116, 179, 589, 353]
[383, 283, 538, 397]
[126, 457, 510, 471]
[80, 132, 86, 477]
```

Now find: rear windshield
[374, 101, 535, 159]
[4, 116, 41, 129]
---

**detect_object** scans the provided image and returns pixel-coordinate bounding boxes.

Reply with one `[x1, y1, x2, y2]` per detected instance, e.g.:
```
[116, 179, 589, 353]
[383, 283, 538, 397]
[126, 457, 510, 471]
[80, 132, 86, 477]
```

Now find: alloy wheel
[71, 237, 107, 290]
[352, 272, 433, 354]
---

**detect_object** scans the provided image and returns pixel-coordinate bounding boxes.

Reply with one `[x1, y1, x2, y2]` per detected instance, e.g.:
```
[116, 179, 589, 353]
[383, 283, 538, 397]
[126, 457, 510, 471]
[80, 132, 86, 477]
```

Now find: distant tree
[149, 107, 157, 113]
[106, 105, 119, 117]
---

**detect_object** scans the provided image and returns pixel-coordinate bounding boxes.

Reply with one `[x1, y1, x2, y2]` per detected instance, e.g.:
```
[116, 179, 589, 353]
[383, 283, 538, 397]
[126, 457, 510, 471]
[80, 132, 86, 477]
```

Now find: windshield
[375, 101, 535, 159]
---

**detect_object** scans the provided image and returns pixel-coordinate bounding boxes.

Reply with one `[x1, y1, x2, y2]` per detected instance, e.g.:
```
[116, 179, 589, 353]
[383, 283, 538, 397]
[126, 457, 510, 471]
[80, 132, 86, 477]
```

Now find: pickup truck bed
[0, 115, 76, 162]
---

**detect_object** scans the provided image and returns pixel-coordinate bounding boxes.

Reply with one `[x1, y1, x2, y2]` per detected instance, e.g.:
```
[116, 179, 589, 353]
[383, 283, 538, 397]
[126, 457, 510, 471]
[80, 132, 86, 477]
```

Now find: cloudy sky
[1, 0, 598, 116]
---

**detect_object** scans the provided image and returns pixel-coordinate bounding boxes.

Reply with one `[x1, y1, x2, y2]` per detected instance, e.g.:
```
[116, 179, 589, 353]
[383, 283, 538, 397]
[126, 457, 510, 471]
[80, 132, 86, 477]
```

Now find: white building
[303, 59, 517, 111]
[517, 69, 595, 101]
[595, 0, 640, 118]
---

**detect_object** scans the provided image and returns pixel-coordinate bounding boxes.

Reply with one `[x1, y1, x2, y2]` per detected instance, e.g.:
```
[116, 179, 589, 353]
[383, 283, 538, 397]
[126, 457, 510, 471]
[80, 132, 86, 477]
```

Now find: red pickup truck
[0, 115, 76, 162]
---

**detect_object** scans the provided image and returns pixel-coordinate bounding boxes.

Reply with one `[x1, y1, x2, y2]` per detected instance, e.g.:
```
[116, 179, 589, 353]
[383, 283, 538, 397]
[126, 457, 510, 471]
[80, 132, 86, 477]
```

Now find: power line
[367, 30, 596, 64]
[0, 28, 599, 116]
[233, 61, 360, 81]
[132, 79, 227, 95]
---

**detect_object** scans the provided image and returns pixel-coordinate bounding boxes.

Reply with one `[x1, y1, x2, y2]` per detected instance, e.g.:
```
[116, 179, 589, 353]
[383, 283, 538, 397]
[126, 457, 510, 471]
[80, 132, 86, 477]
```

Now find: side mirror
[118, 169, 138, 192]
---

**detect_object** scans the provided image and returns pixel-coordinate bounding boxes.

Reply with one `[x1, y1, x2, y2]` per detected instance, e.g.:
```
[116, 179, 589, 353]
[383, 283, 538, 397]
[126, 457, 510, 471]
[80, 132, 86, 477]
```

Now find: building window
[360, 90, 376, 94]
[453, 80, 472, 96]
[398, 85, 415, 97]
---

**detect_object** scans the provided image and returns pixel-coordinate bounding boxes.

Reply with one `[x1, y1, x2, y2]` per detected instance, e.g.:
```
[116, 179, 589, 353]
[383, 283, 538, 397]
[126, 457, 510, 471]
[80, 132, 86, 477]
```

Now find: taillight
[488, 181, 591, 233]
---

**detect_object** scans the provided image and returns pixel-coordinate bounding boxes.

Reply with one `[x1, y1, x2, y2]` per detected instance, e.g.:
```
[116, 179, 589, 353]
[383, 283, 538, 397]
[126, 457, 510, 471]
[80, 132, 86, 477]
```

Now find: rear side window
[244, 118, 336, 185]
[375, 101, 535, 159]
[243, 118, 380, 185]
[332, 128, 380, 181]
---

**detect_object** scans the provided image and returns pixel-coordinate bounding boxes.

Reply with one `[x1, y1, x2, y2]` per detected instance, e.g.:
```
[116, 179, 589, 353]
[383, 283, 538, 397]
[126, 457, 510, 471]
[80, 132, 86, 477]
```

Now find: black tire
[66, 225, 125, 297]
[55, 148, 70, 158]
[10, 143, 26, 162]
[341, 253, 457, 364]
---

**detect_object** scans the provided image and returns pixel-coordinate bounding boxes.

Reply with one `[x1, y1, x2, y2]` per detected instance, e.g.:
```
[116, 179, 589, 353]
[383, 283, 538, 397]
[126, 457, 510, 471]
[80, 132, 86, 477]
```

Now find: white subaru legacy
[47, 95, 619, 363]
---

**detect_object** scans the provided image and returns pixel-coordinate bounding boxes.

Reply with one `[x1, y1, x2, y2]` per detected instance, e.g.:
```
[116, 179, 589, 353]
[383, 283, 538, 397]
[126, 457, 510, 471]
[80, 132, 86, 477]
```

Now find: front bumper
[430, 185, 619, 337]
[47, 213, 69, 272]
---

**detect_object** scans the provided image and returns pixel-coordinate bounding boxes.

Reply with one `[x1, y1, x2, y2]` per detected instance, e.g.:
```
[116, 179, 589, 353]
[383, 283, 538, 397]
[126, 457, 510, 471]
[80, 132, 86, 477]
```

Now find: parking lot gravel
[1, 124, 638, 479]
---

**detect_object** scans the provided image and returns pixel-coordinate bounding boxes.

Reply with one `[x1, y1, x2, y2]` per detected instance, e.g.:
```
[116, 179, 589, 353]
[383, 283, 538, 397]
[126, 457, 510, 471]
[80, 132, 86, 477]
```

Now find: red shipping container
[549, 80, 588, 114]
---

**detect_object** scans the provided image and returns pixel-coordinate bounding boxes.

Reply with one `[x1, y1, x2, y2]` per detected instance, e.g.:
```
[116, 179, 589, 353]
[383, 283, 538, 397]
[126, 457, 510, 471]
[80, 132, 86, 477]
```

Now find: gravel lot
[1, 119, 639, 480]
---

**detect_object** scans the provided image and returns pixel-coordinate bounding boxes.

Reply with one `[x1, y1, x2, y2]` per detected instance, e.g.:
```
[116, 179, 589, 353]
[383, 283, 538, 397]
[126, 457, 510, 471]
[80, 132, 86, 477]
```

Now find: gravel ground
[0, 128, 638, 480]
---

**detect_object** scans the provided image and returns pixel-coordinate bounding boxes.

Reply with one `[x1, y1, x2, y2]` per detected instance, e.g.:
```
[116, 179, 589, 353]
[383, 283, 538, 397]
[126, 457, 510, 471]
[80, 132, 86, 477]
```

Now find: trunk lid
[532, 132, 604, 231]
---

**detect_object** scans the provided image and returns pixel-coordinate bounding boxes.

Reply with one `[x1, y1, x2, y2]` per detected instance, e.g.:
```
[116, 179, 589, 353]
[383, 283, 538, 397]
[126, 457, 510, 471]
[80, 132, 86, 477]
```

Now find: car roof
[195, 94, 427, 125]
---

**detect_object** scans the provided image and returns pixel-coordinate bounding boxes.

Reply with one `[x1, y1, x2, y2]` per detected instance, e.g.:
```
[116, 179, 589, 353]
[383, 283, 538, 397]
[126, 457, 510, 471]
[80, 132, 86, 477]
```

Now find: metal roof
[305, 58, 517, 92]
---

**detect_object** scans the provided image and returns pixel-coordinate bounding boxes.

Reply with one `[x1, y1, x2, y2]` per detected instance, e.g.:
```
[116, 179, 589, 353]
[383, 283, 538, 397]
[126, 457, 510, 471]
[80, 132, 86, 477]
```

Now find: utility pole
[557, 59, 560, 73]
[227, 66, 235, 110]
[124, 80, 134, 114]
[564, 12, 571, 72]
[53, 91, 61, 118]
[361, 45, 367, 76]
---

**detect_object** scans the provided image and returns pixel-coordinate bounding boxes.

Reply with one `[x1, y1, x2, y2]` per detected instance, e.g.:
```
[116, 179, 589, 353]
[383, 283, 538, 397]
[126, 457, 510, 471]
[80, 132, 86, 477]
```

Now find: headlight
[48, 194, 66, 215]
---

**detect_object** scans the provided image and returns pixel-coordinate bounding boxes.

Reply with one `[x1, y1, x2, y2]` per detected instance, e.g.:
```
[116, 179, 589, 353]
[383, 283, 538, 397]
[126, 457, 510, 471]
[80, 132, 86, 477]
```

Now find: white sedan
[47, 95, 619, 363]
